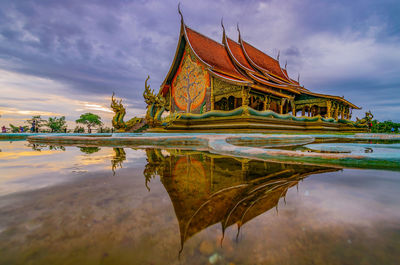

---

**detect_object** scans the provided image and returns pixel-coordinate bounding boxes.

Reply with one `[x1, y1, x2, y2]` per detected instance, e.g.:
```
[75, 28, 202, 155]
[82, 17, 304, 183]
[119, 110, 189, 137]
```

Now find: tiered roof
[160, 18, 360, 109]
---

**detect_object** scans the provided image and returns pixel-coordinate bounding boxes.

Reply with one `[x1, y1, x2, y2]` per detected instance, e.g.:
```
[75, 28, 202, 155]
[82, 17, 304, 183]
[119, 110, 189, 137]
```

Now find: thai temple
[145, 10, 366, 132]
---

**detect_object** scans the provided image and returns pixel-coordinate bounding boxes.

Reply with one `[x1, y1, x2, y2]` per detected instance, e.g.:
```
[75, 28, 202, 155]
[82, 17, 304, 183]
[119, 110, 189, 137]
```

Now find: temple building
[154, 13, 364, 132]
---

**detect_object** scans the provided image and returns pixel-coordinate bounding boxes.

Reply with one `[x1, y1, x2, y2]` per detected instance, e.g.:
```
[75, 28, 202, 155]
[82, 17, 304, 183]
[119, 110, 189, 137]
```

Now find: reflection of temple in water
[140, 148, 340, 251]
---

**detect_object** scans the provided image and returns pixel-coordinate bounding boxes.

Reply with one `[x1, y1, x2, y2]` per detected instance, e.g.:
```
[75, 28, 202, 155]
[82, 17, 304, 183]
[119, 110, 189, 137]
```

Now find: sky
[0, 0, 399, 128]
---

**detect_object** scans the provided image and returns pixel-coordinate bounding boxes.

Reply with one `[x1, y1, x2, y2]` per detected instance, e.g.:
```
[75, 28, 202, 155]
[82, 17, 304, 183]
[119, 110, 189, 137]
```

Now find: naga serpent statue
[355, 110, 373, 127]
[111, 92, 144, 132]
[143, 76, 168, 127]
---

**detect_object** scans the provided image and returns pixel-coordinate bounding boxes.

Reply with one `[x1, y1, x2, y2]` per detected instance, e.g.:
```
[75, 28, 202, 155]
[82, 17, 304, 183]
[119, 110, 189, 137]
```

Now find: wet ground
[0, 140, 400, 265]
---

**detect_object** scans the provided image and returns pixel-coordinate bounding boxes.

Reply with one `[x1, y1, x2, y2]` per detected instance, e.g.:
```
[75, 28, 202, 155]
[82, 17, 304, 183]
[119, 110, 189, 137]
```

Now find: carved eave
[302, 91, 361, 109]
[251, 84, 291, 98]
[239, 38, 279, 79]
[248, 73, 300, 94]
[280, 67, 298, 86]
[182, 24, 212, 69]
[208, 69, 252, 86]
[250, 71, 291, 87]
[160, 21, 187, 95]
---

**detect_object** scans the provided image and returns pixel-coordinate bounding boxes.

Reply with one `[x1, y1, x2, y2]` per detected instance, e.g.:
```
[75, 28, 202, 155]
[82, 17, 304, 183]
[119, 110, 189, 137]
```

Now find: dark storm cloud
[0, 0, 399, 121]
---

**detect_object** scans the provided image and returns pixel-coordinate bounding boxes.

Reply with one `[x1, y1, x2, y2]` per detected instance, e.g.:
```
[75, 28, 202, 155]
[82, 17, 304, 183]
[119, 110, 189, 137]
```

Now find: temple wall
[212, 78, 243, 111]
[170, 45, 211, 114]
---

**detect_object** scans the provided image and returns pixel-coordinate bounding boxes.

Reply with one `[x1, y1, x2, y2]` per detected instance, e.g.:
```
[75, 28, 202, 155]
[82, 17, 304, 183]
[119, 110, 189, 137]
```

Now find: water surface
[0, 141, 399, 264]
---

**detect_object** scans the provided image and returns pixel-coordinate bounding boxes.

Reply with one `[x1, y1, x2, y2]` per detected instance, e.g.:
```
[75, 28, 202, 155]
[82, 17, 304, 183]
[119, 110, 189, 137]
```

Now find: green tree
[73, 126, 85, 133]
[75, 113, 103, 133]
[371, 120, 399, 133]
[46, 116, 67, 133]
[25, 115, 46, 132]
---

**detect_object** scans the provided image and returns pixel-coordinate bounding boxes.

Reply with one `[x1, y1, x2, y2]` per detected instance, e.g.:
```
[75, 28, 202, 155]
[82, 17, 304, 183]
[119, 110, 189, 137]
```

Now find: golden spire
[237, 23, 242, 42]
[178, 3, 184, 24]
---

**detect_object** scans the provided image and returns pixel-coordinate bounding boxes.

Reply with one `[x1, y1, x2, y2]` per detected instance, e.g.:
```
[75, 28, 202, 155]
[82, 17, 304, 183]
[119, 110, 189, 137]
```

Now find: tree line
[370, 120, 399, 133]
[4, 113, 112, 133]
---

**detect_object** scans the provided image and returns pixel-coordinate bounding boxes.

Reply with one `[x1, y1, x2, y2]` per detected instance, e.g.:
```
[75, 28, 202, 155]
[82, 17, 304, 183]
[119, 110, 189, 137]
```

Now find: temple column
[326, 101, 331, 118]
[340, 105, 345, 119]
[280, 99, 285, 114]
[263, 99, 267, 111]
[334, 104, 339, 120]
[302, 107, 305, 116]
[211, 79, 215, 110]
[241, 87, 250, 116]
[242, 87, 249, 106]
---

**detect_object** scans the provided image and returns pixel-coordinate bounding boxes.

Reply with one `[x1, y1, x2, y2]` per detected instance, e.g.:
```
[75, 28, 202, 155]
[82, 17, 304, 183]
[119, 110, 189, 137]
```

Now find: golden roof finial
[178, 3, 184, 24]
[236, 23, 242, 42]
[221, 17, 226, 41]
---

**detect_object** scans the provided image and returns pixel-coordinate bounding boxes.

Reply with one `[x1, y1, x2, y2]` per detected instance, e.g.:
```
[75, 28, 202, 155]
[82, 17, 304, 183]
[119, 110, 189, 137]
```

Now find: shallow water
[0, 141, 400, 265]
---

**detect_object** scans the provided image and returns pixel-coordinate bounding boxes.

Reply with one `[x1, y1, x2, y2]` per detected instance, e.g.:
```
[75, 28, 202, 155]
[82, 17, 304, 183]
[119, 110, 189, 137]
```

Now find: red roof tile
[185, 26, 249, 81]
[241, 41, 289, 81]
[226, 38, 254, 72]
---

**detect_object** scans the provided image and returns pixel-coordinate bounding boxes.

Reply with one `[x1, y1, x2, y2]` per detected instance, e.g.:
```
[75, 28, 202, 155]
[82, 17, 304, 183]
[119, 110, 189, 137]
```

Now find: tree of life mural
[172, 48, 208, 113]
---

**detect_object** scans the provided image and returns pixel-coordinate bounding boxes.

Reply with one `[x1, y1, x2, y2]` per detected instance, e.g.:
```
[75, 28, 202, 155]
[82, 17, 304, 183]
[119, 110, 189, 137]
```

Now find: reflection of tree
[26, 143, 65, 151]
[49, 145, 65, 151]
[111, 148, 126, 175]
[27, 143, 45, 151]
[79, 146, 101, 154]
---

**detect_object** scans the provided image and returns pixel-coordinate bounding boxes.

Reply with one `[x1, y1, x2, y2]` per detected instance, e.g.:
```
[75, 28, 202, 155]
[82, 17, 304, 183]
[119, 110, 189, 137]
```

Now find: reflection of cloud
[0, 143, 112, 195]
[293, 170, 400, 226]
[0, 150, 57, 160]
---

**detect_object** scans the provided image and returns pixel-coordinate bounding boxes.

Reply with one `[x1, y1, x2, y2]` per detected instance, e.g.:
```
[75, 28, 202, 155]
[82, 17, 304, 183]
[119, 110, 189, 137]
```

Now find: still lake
[0, 140, 399, 265]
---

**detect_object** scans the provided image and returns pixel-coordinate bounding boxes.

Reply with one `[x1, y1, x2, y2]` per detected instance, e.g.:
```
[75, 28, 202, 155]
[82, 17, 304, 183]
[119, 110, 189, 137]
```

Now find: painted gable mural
[171, 45, 210, 113]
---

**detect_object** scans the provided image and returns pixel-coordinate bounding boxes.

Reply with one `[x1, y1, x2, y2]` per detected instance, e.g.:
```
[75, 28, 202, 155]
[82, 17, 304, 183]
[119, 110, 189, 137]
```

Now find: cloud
[0, 69, 145, 127]
[0, 0, 399, 123]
